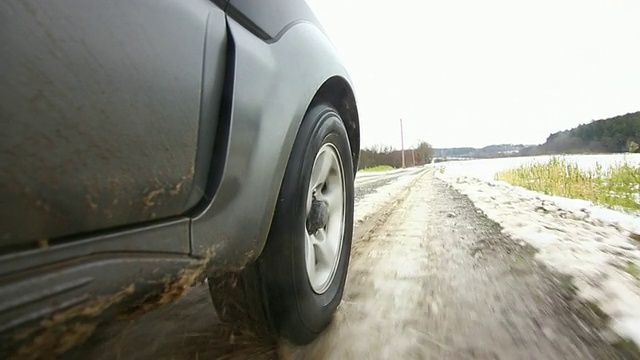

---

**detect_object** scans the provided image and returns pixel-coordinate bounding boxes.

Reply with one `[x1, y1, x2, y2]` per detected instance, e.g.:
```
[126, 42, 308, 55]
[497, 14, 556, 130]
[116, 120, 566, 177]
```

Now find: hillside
[523, 111, 640, 155]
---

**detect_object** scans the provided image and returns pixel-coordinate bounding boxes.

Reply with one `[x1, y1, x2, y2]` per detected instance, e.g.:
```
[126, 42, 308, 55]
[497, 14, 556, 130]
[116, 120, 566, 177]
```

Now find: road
[66, 168, 632, 359]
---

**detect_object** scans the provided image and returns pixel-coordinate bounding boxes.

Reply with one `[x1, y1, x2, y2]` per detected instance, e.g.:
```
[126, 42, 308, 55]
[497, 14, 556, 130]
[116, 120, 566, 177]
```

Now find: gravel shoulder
[285, 170, 621, 359]
[436, 158, 640, 350]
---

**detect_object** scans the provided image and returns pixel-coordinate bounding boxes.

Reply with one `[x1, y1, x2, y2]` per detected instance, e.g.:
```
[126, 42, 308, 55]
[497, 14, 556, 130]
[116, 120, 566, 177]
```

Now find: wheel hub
[306, 198, 329, 234]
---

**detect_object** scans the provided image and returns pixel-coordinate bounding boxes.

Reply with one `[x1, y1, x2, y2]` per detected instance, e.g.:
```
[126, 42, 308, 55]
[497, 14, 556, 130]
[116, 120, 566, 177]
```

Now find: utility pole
[400, 118, 405, 168]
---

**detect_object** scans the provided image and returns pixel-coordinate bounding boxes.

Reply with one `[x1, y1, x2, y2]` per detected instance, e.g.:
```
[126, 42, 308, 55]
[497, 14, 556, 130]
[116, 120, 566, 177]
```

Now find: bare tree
[414, 141, 434, 165]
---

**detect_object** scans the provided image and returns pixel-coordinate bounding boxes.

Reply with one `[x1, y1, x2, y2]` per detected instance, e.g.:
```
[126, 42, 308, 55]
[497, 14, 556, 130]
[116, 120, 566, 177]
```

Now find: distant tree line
[521, 111, 640, 155]
[434, 144, 529, 159]
[360, 111, 639, 166]
[358, 141, 434, 169]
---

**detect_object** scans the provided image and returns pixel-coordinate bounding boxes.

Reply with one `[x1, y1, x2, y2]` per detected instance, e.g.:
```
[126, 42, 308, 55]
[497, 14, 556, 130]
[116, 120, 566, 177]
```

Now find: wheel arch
[309, 76, 360, 174]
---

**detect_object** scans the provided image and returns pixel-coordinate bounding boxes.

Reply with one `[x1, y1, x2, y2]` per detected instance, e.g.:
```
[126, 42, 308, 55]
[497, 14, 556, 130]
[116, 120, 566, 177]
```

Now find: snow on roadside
[433, 154, 640, 345]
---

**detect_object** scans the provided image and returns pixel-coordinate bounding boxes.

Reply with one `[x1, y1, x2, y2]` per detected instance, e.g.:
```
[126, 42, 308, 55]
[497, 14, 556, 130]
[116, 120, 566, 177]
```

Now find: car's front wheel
[208, 103, 354, 345]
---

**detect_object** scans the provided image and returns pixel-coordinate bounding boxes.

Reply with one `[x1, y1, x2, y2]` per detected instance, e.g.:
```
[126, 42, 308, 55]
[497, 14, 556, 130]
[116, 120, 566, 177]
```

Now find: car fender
[191, 18, 358, 272]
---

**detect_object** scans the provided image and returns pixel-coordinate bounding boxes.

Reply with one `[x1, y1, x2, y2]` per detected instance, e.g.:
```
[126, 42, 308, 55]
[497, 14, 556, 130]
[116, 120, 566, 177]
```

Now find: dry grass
[495, 157, 640, 211]
[187, 324, 278, 360]
[624, 262, 640, 280]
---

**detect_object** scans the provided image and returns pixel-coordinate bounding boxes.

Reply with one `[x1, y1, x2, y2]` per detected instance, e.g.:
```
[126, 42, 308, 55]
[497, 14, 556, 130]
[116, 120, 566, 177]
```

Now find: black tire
[208, 103, 354, 345]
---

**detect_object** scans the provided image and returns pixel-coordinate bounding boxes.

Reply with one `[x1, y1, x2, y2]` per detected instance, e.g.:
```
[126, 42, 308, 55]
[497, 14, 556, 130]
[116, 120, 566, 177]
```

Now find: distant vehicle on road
[0, 0, 359, 356]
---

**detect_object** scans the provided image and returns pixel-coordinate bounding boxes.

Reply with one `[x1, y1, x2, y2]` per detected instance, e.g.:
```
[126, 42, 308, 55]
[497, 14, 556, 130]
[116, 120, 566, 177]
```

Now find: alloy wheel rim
[304, 143, 346, 294]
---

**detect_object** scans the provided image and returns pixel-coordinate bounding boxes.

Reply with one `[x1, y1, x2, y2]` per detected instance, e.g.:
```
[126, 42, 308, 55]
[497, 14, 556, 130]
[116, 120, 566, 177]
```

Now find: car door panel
[0, 0, 226, 247]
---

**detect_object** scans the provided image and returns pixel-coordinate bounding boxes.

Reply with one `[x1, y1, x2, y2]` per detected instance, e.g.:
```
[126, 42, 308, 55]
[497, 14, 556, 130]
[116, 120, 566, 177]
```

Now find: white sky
[306, 0, 640, 149]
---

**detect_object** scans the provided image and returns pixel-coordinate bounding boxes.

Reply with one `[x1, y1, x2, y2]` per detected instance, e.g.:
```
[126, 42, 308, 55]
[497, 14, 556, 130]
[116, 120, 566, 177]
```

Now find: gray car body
[0, 0, 359, 355]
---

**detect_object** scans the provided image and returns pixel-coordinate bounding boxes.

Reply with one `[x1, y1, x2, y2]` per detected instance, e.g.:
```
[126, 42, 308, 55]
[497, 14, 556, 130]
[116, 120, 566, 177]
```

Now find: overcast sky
[306, 0, 640, 149]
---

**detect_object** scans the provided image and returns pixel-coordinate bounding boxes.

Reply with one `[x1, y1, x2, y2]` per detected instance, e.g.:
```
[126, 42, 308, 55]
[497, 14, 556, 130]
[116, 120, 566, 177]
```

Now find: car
[0, 0, 360, 357]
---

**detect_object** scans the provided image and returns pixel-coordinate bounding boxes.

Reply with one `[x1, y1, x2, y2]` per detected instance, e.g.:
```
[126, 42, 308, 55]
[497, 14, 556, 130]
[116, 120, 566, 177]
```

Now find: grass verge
[359, 165, 394, 172]
[495, 157, 640, 211]
[624, 262, 640, 280]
